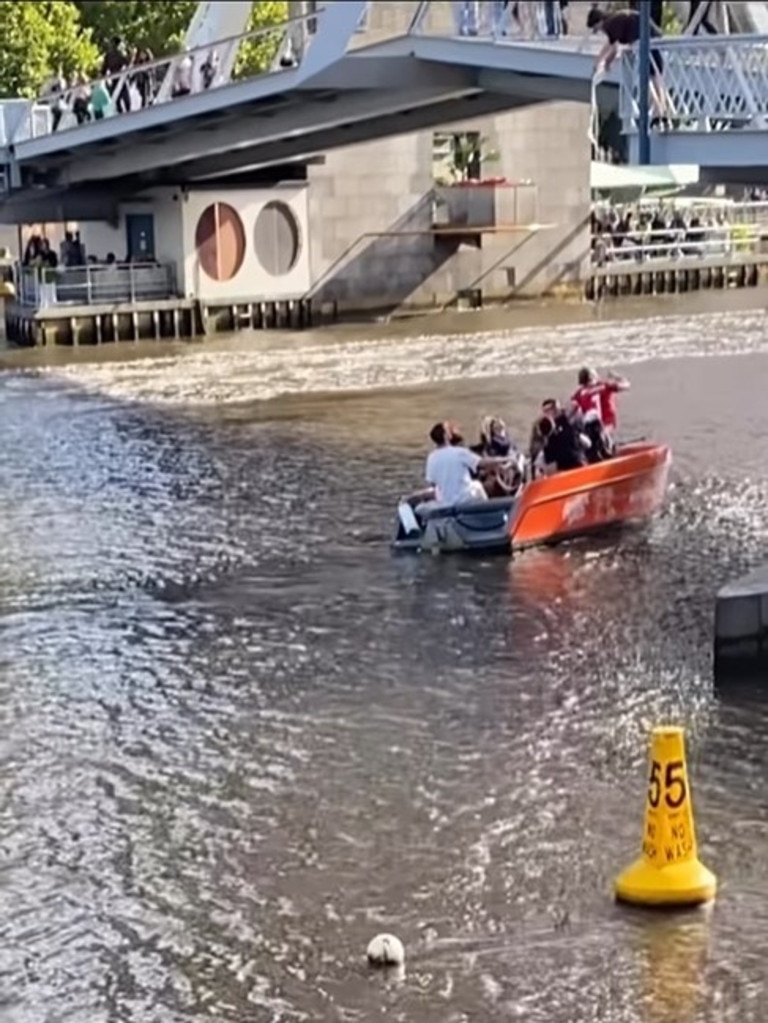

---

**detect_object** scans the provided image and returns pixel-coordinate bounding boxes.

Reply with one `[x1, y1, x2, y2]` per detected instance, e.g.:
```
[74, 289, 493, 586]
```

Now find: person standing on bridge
[588, 6, 669, 122]
[101, 37, 132, 114]
[685, 0, 718, 34]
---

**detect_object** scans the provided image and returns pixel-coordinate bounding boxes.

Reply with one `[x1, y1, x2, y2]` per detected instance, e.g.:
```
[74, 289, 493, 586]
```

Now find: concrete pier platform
[5, 296, 324, 346]
[586, 253, 767, 302]
[714, 564, 768, 675]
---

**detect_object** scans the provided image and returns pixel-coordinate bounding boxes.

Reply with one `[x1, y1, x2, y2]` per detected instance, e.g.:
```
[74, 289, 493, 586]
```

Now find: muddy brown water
[2, 288, 768, 1022]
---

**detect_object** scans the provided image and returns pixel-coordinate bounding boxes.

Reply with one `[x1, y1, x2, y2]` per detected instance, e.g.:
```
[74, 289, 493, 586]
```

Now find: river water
[2, 290, 768, 1022]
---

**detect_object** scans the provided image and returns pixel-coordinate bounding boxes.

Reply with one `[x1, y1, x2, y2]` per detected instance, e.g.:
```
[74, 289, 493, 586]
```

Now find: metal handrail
[17, 262, 176, 307]
[412, 2, 759, 44]
[619, 31, 768, 133]
[27, 7, 325, 143]
[591, 234, 761, 265]
[630, 31, 768, 48]
[594, 224, 761, 239]
[592, 200, 768, 224]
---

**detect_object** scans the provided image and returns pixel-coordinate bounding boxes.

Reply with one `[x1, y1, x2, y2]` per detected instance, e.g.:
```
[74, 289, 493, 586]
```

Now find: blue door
[125, 213, 156, 261]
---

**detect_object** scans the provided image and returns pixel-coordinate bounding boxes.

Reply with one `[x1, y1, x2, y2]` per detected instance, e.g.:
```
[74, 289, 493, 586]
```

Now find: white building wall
[78, 187, 184, 266]
[24, 185, 311, 304]
[179, 185, 311, 301]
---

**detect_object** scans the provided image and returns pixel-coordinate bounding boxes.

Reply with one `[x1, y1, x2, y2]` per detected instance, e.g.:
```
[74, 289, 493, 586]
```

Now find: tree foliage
[662, 5, 682, 35]
[75, 1, 289, 74]
[0, 1, 99, 97]
[76, 2, 199, 55]
[236, 2, 290, 79]
[0, 1, 289, 97]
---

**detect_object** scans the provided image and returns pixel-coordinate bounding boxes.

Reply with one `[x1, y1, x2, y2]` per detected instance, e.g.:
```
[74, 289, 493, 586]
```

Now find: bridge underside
[628, 131, 768, 182]
[2, 42, 618, 223]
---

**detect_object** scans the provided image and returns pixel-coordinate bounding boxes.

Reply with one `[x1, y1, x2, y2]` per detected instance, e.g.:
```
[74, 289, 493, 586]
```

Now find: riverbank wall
[715, 565, 768, 680]
[10, 248, 768, 347]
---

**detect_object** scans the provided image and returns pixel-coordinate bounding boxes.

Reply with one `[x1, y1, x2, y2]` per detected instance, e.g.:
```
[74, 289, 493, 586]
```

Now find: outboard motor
[397, 501, 420, 535]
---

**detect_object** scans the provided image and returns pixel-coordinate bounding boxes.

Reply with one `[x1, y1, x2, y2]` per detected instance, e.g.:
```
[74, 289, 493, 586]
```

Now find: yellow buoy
[615, 726, 717, 908]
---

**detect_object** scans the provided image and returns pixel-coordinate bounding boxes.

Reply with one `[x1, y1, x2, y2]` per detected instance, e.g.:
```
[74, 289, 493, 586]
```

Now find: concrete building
[69, 89, 591, 317]
[9, 2, 593, 340]
[298, 1, 592, 313]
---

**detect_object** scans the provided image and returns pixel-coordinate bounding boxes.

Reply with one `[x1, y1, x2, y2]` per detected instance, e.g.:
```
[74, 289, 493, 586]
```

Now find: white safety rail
[154, 0, 254, 105]
[16, 263, 177, 307]
[593, 197, 768, 222]
[591, 228, 763, 266]
[619, 34, 768, 135]
[24, 7, 323, 144]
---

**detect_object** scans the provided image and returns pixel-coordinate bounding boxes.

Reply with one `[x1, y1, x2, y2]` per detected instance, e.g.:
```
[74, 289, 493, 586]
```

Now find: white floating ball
[366, 933, 405, 968]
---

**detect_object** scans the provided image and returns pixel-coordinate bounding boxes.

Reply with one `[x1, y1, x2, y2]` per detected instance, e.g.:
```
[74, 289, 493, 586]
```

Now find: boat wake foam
[21, 307, 768, 408]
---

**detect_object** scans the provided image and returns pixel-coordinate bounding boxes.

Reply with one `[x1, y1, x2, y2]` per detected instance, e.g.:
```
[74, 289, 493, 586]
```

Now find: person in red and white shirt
[571, 367, 630, 453]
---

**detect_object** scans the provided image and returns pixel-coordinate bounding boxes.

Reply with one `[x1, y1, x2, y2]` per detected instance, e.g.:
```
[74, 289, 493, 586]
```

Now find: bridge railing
[16, 263, 177, 308]
[23, 7, 324, 145]
[408, 0, 601, 49]
[619, 34, 768, 134]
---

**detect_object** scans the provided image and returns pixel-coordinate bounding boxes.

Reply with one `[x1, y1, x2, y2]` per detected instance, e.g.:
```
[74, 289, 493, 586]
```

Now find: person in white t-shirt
[172, 51, 194, 98]
[406, 421, 508, 509]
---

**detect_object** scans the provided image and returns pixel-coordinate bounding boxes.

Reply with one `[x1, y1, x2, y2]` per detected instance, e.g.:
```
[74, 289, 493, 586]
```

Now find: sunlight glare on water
[14, 302, 768, 407]
[1, 297, 768, 1021]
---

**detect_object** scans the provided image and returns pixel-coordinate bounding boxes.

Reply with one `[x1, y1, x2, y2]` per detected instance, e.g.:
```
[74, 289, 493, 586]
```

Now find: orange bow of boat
[508, 442, 672, 550]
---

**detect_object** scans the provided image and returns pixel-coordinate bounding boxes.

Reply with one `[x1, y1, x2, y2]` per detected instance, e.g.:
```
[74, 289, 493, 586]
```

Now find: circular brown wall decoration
[195, 202, 246, 282]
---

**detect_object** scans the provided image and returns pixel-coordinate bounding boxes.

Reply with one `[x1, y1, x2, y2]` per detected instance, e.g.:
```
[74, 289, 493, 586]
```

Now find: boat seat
[422, 496, 516, 532]
[423, 496, 516, 520]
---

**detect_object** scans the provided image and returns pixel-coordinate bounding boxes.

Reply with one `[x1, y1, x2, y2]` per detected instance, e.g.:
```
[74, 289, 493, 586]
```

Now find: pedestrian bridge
[0, 1, 618, 220]
[2, 0, 768, 221]
[620, 33, 768, 181]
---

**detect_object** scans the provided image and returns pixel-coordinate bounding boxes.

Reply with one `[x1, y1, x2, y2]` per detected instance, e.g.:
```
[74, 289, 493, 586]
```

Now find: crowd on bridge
[453, 1, 571, 38]
[41, 36, 225, 130]
[38, 2, 731, 135]
[452, 1, 722, 40]
[39, 30, 297, 132]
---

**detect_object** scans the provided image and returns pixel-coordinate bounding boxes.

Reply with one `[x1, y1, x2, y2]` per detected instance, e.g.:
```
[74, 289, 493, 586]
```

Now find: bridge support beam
[637, 0, 651, 165]
[53, 86, 482, 187]
[0, 189, 120, 224]
[477, 68, 594, 105]
[184, 92, 532, 180]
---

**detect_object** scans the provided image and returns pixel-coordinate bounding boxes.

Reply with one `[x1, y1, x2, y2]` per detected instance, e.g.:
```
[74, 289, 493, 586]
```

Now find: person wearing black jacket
[533, 400, 590, 475]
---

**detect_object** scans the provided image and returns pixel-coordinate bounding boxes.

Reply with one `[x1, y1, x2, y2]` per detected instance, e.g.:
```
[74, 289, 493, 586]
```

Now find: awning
[590, 162, 700, 193]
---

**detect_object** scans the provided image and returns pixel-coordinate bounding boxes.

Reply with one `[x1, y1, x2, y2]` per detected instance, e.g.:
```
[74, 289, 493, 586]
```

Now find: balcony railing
[16, 263, 177, 308]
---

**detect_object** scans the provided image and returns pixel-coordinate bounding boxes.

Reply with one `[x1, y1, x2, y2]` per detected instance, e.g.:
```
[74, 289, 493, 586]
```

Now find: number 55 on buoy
[615, 726, 717, 908]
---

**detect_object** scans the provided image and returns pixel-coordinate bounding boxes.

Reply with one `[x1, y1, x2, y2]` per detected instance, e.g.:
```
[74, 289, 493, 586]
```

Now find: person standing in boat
[597, 370, 630, 450]
[572, 367, 629, 452]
